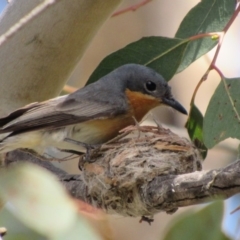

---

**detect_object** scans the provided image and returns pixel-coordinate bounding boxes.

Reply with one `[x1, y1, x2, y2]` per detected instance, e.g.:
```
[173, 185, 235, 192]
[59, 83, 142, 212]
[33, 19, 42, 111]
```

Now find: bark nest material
[80, 126, 202, 217]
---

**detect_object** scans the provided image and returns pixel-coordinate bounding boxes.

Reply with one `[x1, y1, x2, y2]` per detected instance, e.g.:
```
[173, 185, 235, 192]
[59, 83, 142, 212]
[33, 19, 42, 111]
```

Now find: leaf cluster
[87, 0, 238, 159]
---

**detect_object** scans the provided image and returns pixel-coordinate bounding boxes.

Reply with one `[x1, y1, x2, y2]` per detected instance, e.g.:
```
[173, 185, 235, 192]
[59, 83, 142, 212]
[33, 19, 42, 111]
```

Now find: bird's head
[112, 64, 187, 120]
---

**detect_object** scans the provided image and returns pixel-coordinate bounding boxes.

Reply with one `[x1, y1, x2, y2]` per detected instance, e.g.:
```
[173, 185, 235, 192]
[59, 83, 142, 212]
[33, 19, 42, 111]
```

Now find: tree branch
[4, 126, 240, 218]
[112, 0, 153, 17]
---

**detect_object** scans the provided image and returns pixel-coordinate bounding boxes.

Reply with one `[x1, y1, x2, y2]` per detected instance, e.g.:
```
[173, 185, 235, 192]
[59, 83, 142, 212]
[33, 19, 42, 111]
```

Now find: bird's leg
[64, 138, 101, 163]
[151, 113, 163, 130]
[132, 116, 141, 138]
[119, 116, 142, 137]
[61, 149, 84, 156]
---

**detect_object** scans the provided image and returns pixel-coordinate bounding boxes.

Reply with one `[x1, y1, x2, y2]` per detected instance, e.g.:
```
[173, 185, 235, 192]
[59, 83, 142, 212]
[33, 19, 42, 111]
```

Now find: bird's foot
[139, 216, 154, 225]
[64, 138, 101, 168]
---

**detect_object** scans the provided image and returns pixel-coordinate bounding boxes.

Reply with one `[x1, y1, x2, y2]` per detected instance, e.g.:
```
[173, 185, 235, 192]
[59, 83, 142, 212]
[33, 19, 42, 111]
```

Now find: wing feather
[0, 85, 128, 134]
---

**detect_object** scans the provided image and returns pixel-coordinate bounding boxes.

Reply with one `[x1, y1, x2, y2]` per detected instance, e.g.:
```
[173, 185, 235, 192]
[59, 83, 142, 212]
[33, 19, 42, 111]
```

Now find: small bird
[0, 64, 187, 155]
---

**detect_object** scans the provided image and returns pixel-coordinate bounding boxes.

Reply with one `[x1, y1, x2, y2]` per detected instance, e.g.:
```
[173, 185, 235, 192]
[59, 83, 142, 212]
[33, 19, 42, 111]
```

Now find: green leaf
[175, 0, 236, 72]
[185, 104, 208, 159]
[203, 78, 240, 148]
[163, 201, 230, 240]
[86, 37, 189, 85]
[0, 163, 101, 240]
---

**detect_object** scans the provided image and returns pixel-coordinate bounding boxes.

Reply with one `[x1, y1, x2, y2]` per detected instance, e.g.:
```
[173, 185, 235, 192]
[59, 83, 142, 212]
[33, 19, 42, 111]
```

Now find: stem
[112, 0, 153, 17]
[190, 77, 205, 106]
[188, 32, 222, 41]
[191, 3, 240, 105]
[212, 65, 224, 79]
[223, 2, 240, 32]
[207, 2, 240, 76]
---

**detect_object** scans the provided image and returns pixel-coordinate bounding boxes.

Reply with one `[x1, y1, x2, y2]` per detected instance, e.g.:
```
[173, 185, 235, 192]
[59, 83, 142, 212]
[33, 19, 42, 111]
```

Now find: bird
[0, 64, 187, 155]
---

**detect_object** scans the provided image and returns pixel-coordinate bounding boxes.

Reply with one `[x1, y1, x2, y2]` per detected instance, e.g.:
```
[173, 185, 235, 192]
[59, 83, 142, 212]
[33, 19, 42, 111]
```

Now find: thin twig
[188, 32, 222, 41]
[231, 206, 240, 214]
[190, 3, 240, 104]
[112, 0, 153, 17]
[212, 65, 224, 79]
[204, 2, 240, 78]
[186, 32, 222, 105]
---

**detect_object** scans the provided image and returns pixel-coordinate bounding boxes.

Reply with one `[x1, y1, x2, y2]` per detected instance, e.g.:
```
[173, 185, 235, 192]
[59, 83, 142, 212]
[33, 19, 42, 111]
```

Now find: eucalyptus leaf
[163, 201, 229, 240]
[203, 78, 240, 148]
[175, 0, 235, 72]
[86, 37, 189, 85]
[185, 104, 208, 159]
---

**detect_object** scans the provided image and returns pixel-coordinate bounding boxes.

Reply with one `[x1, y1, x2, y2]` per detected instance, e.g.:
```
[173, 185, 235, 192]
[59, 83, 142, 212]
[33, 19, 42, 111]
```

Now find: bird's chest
[68, 115, 134, 144]
[125, 89, 160, 121]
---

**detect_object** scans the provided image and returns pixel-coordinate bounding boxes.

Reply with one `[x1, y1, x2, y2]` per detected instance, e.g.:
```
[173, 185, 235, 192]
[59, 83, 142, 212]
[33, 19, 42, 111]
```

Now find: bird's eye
[145, 81, 156, 91]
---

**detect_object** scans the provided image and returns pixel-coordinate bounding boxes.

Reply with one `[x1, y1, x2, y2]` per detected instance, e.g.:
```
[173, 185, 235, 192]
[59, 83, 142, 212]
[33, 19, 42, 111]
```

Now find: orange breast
[74, 114, 134, 144]
[125, 89, 161, 121]
[71, 90, 161, 145]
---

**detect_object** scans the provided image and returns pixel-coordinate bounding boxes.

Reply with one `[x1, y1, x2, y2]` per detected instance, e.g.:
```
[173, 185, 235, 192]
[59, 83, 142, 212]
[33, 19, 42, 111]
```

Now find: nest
[80, 126, 202, 217]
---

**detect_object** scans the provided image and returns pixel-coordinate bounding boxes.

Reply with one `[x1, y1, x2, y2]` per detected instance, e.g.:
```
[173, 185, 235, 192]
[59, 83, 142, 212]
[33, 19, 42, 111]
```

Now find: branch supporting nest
[4, 126, 240, 217]
[77, 126, 202, 217]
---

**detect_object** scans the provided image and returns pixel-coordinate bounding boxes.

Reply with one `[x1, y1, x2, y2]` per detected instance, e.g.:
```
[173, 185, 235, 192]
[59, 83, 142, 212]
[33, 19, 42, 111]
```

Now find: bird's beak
[162, 97, 188, 115]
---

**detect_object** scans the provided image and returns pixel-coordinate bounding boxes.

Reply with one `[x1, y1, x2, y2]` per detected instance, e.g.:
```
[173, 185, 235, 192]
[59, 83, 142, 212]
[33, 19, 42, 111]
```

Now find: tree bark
[5, 126, 239, 218]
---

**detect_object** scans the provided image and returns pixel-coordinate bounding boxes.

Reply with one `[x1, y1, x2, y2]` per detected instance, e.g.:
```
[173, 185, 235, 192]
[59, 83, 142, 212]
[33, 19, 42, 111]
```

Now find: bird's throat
[125, 89, 160, 122]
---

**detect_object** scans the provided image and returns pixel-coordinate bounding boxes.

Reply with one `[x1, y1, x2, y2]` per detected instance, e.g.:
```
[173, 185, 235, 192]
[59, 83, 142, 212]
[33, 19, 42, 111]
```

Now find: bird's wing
[0, 88, 128, 134]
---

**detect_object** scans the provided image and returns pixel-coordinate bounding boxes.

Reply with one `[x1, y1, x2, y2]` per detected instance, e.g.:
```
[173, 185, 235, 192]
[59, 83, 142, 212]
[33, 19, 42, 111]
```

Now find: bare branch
[4, 126, 240, 218]
[112, 0, 153, 17]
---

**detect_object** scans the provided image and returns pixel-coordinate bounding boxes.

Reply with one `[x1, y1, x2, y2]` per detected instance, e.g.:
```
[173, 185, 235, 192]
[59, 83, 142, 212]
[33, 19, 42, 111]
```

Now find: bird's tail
[0, 131, 46, 155]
